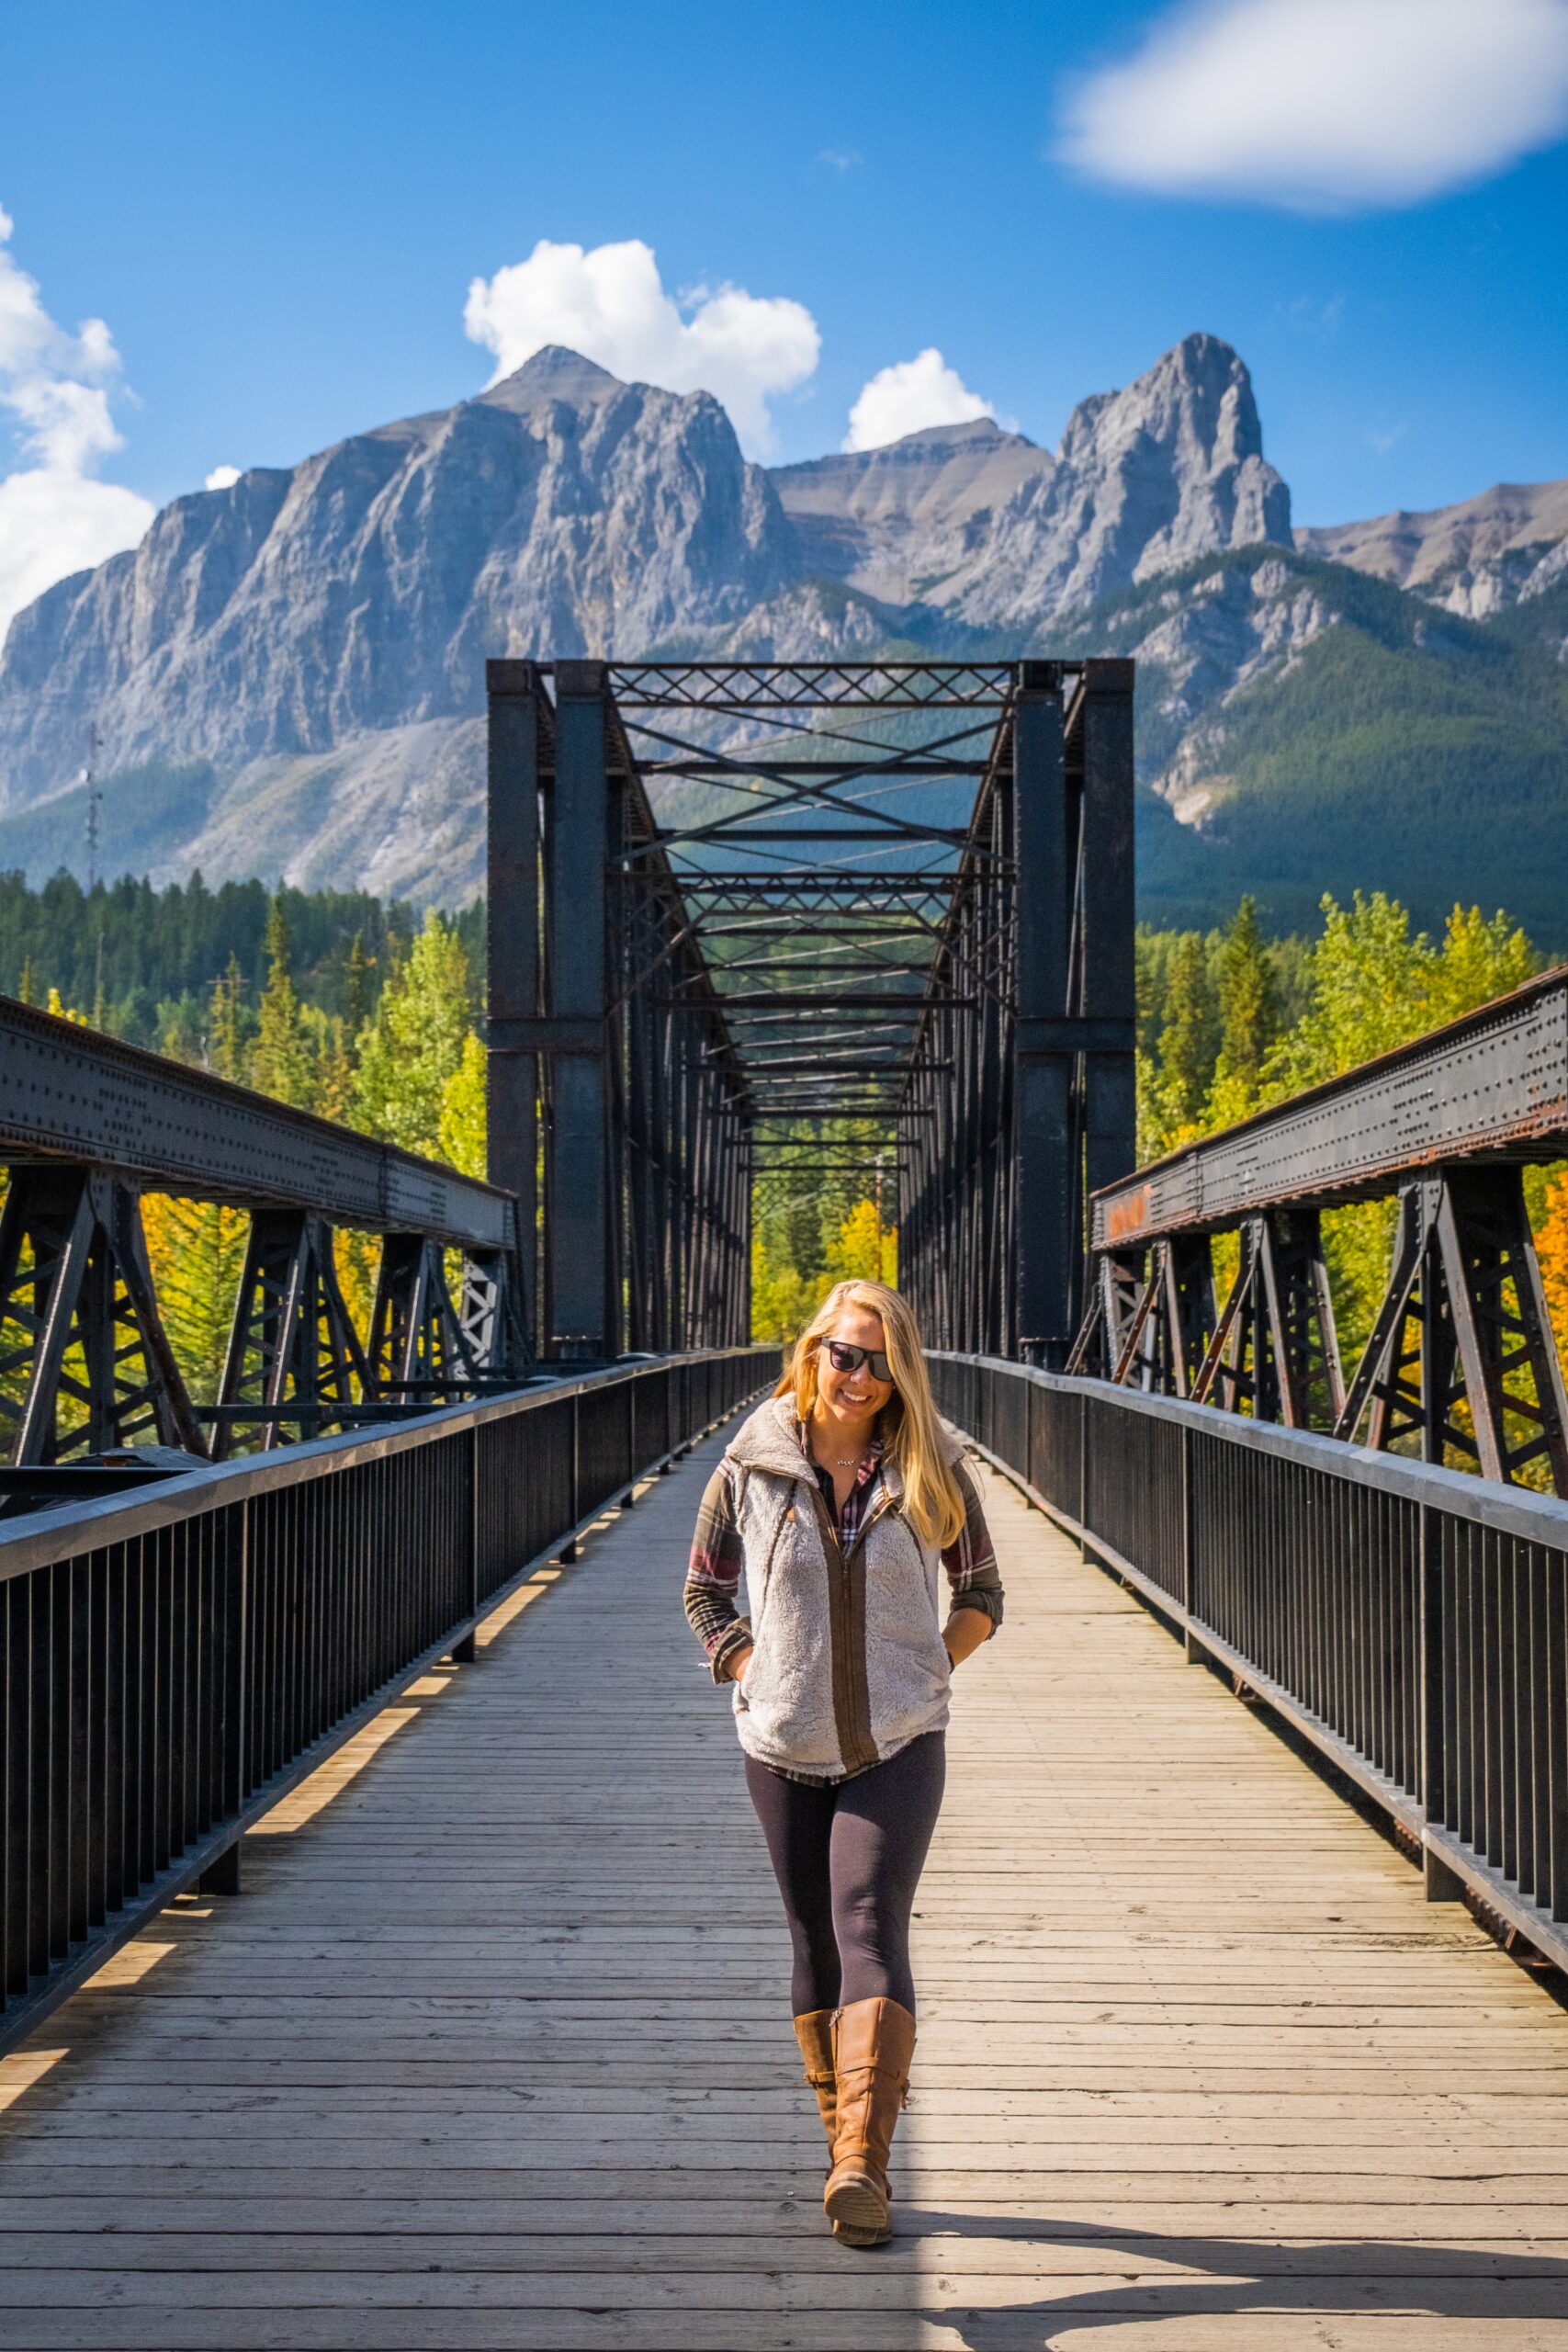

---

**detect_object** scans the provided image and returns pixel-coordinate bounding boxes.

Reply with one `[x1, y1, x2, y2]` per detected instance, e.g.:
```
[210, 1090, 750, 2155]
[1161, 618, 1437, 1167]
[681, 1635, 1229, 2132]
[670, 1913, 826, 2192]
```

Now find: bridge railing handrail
[1, 1345, 778, 2053]
[936, 1351, 1568, 1548]
[932, 1351, 1568, 1974]
[0, 1349, 761, 1580]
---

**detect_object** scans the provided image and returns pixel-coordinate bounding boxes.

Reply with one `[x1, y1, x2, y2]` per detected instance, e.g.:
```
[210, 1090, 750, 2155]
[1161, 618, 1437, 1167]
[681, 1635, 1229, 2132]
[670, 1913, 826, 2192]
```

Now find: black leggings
[744, 1730, 946, 2017]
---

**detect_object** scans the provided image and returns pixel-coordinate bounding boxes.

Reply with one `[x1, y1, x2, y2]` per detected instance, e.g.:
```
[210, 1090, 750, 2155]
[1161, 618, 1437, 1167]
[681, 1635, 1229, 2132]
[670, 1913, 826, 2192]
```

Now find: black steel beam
[0, 996, 513, 1251]
[1090, 963, 1568, 1250]
[547, 661, 613, 1358]
[597, 661, 1020, 708]
[1012, 668, 1074, 1363]
[485, 658, 544, 1352]
[1079, 660, 1137, 1217]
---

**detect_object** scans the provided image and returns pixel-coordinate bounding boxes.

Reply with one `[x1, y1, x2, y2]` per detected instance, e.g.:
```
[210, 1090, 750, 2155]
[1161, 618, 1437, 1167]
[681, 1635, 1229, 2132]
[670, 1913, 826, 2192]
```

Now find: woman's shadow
[899, 2204, 1568, 2345]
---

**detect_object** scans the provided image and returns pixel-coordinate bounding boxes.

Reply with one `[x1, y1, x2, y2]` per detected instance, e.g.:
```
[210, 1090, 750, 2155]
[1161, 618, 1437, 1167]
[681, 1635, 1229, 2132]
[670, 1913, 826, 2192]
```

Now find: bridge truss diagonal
[486, 656, 1137, 1368]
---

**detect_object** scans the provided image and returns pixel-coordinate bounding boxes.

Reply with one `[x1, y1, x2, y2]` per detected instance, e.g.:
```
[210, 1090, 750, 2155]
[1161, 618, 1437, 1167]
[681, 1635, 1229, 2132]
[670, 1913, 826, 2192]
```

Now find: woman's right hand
[728, 1643, 754, 1689]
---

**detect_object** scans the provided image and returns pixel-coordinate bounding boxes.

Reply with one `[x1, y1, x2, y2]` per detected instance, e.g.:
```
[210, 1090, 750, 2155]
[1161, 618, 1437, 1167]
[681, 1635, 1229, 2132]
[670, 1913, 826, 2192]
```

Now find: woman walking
[683, 1278, 1003, 2247]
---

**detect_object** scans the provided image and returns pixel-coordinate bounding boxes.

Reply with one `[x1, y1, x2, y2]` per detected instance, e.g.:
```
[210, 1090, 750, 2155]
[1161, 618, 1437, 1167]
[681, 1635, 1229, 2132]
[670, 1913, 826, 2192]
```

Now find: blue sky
[1, 0, 1565, 633]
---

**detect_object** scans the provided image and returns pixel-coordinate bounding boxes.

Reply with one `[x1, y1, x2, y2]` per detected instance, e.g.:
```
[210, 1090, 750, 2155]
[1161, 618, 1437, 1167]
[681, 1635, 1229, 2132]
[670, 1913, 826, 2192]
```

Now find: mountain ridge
[0, 330, 1562, 934]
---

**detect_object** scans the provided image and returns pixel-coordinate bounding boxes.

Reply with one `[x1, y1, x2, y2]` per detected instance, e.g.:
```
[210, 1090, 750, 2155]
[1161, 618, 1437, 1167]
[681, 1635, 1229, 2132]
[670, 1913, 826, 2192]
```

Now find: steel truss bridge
[1, 659, 1566, 2337]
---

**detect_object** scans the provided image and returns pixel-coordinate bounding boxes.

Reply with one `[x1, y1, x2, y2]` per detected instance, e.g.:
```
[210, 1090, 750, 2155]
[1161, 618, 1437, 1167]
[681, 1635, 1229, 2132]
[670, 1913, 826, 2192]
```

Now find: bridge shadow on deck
[0, 1416, 1564, 2349]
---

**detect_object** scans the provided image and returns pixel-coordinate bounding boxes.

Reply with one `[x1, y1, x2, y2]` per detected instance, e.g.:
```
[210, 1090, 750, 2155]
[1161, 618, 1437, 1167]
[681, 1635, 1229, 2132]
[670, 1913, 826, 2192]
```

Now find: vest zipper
[809, 1485, 882, 1775]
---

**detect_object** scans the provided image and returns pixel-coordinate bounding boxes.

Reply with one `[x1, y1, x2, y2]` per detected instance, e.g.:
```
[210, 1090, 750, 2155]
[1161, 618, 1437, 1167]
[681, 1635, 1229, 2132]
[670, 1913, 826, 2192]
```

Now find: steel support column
[0, 1167, 204, 1463]
[1012, 664, 1073, 1363]
[484, 659, 542, 1359]
[212, 1208, 368, 1456]
[547, 661, 613, 1361]
[1078, 660, 1138, 1283]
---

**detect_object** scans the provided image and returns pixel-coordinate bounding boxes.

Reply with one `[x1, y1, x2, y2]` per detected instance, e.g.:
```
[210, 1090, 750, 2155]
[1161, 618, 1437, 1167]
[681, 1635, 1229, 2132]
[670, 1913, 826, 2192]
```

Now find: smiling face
[813, 1301, 897, 1436]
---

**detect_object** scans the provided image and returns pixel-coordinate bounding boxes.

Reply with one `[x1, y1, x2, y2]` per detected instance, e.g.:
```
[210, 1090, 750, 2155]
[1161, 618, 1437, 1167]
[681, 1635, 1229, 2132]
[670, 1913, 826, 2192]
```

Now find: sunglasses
[821, 1339, 894, 1385]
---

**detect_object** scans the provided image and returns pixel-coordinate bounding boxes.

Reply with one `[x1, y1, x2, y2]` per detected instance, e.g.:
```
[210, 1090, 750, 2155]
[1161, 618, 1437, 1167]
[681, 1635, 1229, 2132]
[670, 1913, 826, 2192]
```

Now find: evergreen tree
[344, 930, 371, 1035]
[1156, 933, 1218, 1125]
[314, 1014, 355, 1125]
[1214, 896, 1280, 1102]
[209, 956, 247, 1081]
[251, 898, 315, 1109]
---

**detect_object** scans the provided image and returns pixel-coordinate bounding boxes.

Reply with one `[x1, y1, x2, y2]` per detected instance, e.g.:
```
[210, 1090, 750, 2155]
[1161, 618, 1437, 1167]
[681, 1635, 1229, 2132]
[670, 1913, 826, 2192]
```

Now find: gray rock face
[933, 334, 1292, 625]
[771, 419, 1054, 607]
[1296, 477, 1568, 619]
[0, 347, 795, 804]
[0, 330, 1303, 894]
[1131, 556, 1340, 825]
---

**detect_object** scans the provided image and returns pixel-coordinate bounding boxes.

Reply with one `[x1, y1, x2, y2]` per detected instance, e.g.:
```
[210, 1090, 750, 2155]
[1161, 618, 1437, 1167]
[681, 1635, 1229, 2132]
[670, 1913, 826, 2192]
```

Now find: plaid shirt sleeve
[942, 1457, 1004, 1632]
[683, 1462, 754, 1682]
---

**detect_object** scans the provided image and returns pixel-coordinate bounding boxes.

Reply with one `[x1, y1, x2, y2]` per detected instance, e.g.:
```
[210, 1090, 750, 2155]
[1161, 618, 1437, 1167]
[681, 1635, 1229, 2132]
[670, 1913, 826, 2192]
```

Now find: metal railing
[0, 1346, 774, 2050]
[933, 1351, 1568, 1972]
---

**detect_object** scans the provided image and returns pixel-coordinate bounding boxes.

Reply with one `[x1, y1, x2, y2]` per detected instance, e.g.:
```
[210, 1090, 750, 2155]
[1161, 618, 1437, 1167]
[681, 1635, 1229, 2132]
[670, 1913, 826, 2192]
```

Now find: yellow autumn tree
[1537, 1170, 1568, 1379]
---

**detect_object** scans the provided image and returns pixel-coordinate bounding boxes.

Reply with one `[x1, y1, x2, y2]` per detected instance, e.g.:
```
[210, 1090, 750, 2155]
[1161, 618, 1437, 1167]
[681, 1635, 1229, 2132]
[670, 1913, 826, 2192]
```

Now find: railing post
[451, 1426, 479, 1664]
[561, 1391, 582, 1562]
[1077, 1386, 1088, 1555]
[199, 1502, 249, 1897]
[1420, 1501, 1464, 1900]
[1180, 1420, 1205, 1664]
[621, 1375, 637, 1508]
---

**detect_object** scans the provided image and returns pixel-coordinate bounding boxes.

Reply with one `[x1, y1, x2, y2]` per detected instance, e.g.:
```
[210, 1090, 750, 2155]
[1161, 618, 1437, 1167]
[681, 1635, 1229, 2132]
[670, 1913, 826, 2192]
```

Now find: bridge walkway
[0, 1417, 1565, 2347]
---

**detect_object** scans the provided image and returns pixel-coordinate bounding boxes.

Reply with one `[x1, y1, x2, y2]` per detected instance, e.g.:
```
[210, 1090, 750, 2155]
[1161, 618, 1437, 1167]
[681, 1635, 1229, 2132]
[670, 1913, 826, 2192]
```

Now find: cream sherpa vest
[722, 1394, 958, 1780]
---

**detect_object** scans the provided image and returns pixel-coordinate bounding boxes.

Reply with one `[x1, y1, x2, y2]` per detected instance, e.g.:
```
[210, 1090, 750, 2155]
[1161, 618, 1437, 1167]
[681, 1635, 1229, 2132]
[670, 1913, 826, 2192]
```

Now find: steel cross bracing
[1072, 965, 1568, 1493]
[487, 657, 1137, 1368]
[0, 996, 531, 1490]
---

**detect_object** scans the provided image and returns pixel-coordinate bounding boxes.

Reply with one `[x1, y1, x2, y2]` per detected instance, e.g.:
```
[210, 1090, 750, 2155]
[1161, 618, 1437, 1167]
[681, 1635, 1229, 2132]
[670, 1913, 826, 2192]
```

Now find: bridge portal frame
[486, 655, 1137, 1370]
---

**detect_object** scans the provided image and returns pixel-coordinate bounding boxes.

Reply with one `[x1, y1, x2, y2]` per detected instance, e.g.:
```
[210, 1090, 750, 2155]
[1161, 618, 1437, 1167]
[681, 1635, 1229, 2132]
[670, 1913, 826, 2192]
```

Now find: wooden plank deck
[1, 1414, 1566, 2348]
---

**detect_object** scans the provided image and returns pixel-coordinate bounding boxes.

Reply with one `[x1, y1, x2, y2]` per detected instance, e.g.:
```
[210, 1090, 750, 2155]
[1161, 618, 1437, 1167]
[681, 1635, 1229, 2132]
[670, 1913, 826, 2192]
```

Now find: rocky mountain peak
[479, 345, 626, 414]
[934, 332, 1292, 626]
[0, 345, 794, 802]
[772, 415, 1054, 606]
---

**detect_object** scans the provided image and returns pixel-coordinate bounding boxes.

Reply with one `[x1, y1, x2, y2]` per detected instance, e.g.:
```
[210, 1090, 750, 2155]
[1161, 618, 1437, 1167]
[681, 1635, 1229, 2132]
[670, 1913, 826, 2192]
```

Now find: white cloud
[1056, 0, 1568, 211]
[842, 349, 997, 454]
[463, 237, 820, 458]
[205, 463, 241, 491]
[0, 203, 152, 645]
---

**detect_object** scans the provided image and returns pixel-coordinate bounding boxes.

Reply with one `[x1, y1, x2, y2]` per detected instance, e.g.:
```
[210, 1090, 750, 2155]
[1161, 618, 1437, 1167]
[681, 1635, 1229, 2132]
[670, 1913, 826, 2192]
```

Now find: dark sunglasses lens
[826, 1341, 893, 1383]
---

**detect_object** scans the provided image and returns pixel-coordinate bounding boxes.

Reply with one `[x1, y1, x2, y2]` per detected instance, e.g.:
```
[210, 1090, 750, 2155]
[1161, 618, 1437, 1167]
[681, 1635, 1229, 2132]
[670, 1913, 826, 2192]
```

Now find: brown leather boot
[824, 1996, 916, 2248]
[792, 2010, 837, 2163]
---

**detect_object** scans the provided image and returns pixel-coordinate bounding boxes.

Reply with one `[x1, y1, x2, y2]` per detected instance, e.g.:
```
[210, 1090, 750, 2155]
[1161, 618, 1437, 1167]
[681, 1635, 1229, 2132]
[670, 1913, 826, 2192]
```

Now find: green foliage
[350, 908, 476, 1159]
[0, 867, 423, 1052]
[1156, 933, 1218, 1125]
[1214, 896, 1280, 1101]
[436, 1032, 488, 1181]
[250, 899, 315, 1109]
[1141, 888, 1549, 1363]
[750, 1124, 897, 1344]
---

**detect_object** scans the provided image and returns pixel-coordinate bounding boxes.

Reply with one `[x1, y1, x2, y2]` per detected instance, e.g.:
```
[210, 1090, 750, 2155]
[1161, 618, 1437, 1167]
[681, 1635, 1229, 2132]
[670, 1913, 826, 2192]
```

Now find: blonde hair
[776, 1279, 965, 1552]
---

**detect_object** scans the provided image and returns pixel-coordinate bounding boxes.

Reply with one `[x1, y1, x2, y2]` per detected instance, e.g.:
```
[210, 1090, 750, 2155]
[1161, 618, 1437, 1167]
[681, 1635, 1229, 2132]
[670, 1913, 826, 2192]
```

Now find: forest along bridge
[0, 660, 1564, 2346]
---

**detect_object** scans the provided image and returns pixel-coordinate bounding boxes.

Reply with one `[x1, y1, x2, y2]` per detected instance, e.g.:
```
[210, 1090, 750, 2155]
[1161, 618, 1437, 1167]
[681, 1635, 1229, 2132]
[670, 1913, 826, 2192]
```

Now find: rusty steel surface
[1092, 964, 1568, 1248]
[0, 993, 513, 1250]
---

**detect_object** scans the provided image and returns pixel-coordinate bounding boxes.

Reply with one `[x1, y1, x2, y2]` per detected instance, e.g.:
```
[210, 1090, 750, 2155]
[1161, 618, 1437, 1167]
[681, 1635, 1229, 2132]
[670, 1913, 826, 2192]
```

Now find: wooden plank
[0, 1427, 1564, 2350]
